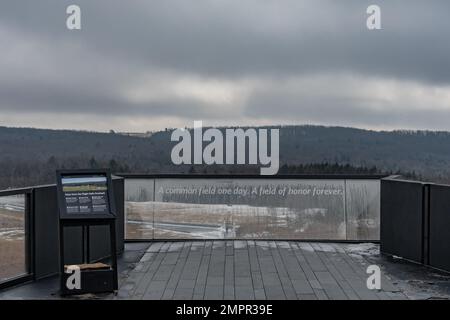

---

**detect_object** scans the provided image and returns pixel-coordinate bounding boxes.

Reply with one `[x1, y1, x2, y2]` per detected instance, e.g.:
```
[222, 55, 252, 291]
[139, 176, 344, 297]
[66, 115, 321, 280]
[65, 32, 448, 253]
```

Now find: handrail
[117, 173, 387, 180]
[0, 187, 33, 196]
[0, 174, 385, 195]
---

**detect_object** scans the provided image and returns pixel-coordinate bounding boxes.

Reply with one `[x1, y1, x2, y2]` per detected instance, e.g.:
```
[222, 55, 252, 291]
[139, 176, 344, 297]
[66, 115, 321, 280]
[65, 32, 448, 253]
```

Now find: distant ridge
[1, 124, 450, 188]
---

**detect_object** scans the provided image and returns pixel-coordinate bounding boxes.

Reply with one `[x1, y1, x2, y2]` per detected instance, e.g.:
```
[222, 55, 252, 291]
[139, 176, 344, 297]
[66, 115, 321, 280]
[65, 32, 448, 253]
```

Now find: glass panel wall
[125, 179, 155, 239]
[124, 178, 380, 241]
[345, 180, 380, 240]
[0, 194, 27, 283]
[153, 179, 346, 240]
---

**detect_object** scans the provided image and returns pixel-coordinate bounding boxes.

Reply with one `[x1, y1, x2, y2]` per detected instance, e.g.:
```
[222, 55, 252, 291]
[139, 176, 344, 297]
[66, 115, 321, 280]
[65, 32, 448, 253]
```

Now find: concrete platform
[2, 241, 450, 300]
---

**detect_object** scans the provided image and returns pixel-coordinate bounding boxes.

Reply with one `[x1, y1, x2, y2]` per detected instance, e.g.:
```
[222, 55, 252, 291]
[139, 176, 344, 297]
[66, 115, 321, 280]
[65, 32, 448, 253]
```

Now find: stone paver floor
[117, 241, 407, 300]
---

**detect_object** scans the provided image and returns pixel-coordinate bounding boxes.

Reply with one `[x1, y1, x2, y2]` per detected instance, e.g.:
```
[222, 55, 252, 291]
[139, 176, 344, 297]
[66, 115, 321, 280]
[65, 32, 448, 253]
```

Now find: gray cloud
[246, 90, 450, 130]
[0, 0, 450, 131]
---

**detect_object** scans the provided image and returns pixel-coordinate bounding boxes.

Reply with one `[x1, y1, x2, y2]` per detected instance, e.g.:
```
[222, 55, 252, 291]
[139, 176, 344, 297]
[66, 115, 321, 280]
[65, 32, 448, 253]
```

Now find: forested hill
[1, 125, 450, 188]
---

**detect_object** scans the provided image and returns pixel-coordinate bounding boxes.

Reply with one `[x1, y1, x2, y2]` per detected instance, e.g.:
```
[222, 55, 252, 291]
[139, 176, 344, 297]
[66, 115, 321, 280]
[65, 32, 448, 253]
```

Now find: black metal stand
[59, 218, 118, 295]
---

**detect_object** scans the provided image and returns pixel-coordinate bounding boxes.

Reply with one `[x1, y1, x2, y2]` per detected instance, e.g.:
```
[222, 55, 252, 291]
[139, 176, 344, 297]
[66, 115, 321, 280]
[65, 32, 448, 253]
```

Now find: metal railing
[119, 174, 384, 241]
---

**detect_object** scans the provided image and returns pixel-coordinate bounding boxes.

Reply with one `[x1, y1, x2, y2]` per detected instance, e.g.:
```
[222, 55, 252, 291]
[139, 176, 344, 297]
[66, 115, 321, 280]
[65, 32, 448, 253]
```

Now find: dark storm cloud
[2, 0, 449, 83]
[0, 0, 450, 130]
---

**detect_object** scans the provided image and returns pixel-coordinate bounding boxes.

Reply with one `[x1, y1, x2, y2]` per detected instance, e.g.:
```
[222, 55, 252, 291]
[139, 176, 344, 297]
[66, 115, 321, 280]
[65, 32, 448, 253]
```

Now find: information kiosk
[56, 169, 118, 295]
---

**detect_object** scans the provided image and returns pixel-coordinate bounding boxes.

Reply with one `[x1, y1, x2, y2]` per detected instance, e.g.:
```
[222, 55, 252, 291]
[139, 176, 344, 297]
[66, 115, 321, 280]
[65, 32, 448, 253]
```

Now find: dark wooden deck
[116, 241, 407, 300]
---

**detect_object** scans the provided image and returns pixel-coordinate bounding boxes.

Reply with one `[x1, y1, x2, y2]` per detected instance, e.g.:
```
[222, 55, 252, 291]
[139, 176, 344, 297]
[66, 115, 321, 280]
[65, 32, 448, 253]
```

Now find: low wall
[380, 179, 424, 263]
[380, 178, 450, 273]
[429, 184, 450, 272]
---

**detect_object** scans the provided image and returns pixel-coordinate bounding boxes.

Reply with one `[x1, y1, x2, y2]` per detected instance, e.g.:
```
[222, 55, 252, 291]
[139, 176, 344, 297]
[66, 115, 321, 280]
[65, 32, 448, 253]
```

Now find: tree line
[1, 124, 450, 189]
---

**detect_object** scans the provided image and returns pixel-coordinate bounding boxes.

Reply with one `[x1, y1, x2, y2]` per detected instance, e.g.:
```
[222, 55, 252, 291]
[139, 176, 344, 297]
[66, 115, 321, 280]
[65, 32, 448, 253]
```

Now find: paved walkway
[117, 241, 407, 300]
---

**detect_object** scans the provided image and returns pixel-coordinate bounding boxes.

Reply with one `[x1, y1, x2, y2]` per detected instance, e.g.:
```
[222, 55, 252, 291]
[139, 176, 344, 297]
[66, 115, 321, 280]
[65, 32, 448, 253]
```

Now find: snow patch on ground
[344, 243, 379, 257]
[307, 243, 336, 253]
[298, 243, 315, 252]
[233, 241, 247, 249]
[276, 242, 291, 249]
[0, 229, 24, 241]
[255, 241, 270, 250]
[166, 242, 185, 252]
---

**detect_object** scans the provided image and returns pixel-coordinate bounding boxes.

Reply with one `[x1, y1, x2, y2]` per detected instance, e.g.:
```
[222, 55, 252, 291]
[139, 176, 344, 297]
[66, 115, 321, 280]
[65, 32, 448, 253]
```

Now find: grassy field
[125, 201, 345, 240]
[62, 184, 107, 192]
[0, 208, 26, 282]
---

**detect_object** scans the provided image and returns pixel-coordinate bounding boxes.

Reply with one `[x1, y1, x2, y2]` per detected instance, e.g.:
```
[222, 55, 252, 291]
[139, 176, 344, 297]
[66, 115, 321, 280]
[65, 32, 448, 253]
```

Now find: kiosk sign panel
[57, 170, 116, 219]
[62, 175, 109, 215]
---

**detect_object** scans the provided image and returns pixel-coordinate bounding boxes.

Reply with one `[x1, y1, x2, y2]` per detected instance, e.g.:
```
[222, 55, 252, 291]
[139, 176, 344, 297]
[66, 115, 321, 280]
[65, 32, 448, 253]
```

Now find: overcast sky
[1, 0, 450, 132]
